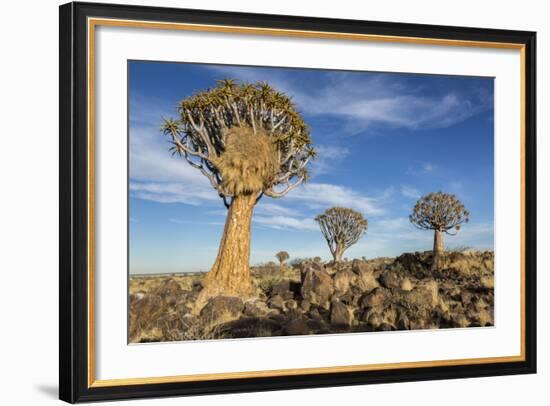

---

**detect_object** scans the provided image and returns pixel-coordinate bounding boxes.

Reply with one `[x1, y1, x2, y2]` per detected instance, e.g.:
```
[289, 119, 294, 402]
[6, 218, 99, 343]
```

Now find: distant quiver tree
[275, 251, 290, 268]
[161, 79, 315, 296]
[409, 192, 470, 264]
[315, 207, 368, 262]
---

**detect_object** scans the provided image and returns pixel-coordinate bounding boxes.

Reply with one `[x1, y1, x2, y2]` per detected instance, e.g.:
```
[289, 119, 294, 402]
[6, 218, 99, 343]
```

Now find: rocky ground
[129, 250, 494, 343]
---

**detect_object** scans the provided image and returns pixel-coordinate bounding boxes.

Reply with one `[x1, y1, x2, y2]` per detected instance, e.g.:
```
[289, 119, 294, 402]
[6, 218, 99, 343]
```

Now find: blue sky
[128, 61, 494, 274]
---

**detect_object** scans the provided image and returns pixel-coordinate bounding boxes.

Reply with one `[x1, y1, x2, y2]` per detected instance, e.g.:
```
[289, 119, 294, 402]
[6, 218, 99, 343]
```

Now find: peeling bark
[432, 229, 445, 270]
[202, 193, 256, 297]
[433, 229, 444, 255]
[333, 245, 345, 263]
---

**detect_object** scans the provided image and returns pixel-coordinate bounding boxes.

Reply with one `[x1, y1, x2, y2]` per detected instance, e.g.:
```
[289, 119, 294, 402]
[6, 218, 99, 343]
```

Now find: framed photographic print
[59, 2, 537, 403]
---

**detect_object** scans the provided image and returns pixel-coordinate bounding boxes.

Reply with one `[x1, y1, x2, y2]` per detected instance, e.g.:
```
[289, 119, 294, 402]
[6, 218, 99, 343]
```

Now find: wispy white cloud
[254, 215, 318, 231]
[406, 161, 437, 176]
[206, 66, 491, 133]
[400, 186, 421, 199]
[254, 202, 301, 217]
[130, 181, 218, 205]
[368, 217, 428, 243]
[168, 218, 223, 226]
[310, 145, 350, 176]
[449, 222, 493, 248]
[286, 183, 386, 215]
[129, 122, 222, 206]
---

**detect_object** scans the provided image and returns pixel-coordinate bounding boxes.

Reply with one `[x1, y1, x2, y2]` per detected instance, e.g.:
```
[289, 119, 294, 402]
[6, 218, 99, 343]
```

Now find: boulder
[283, 318, 310, 335]
[352, 260, 373, 274]
[395, 252, 431, 278]
[380, 306, 398, 326]
[283, 291, 296, 300]
[403, 281, 439, 308]
[200, 296, 243, 324]
[480, 275, 494, 289]
[176, 290, 199, 308]
[175, 301, 193, 314]
[377, 323, 394, 331]
[354, 267, 380, 293]
[360, 288, 387, 308]
[243, 300, 270, 317]
[400, 278, 414, 292]
[306, 318, 328, 332]
[333, 269, 358, 295]
[268, 313, 287, 325]
[131, 294, 164, 323]
[397, 313, 410, 330]
[267, 294, 285, 311]
[301, 268, 334, 309]
[219, 317, 281, 338]
[330, 299, 352, 327]
[308, 307, 323, 322]
[366, 312, 382, 328]
[154, 279, 182, 297]
[300, 263, 322, 283]
[338, 291, 360, 307]
[379, 270, 401, 290]
[130, 292, 145, 302]
[285, 299, 298, 311]
[270, 280, 292, 296]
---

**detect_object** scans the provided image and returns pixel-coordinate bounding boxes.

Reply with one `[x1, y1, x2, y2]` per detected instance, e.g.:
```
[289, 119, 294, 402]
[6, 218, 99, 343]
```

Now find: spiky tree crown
[315, 207, 368, 255]
[161, 79, 315, 206]
[275, 251, 290, 263]
[409, 192, 470, 234]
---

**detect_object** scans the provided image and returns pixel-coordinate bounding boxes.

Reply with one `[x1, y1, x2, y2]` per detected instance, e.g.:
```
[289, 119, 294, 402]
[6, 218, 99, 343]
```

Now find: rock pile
[129, 251, 494, 342]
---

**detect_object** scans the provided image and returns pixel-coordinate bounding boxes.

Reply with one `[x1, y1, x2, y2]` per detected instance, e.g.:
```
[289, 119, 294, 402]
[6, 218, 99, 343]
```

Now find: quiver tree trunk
[333, 245, 345, 263]
[432, 229, 445, 270]
[202, 194, 256, 297]
[433, 229, 444, 255]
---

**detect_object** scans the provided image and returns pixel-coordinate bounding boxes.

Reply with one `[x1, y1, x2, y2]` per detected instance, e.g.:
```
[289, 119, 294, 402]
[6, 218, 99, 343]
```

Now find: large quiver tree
[409, 192, 469, 268]
[162, 79, 315, 297]
[315, 207, 368, 263]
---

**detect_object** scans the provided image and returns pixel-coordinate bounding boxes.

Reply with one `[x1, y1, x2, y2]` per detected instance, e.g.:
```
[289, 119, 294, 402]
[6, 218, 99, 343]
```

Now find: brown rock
[378, 323, 394, 331]
[285, 299, 298, 311]
[367, 312, 382, 328]
[267, 294, 285, 311]
[403, 281, 439, 308]
[379, 270, 401, 289]
[400, 278, 414, 292]
[361, 288, 386, 308]
[220, 317, 281, 338]
[330, 299, 352, 327]
[154, 279, 182, 297]
[306, 318, 327, 332]
[301, 268, 334, 309]
[397, 313, 410, 330]
[333, 269, 357, 295]
[243, 300, 270, 317]
[354, 267, 380, 293]
[200, 296, 243, 323]
[271, 280, 292, 296]
[284, 318, 310, 335]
